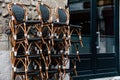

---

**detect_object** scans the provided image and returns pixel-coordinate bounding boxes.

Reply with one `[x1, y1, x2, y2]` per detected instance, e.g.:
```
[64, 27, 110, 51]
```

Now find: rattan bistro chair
[12, 58, 26, 80]
[54, 7, 70, 56]
[53, 7, 69, 38]
[7, 3, 28, 41]
[36, 2, 53, 38]
[53, 7, 71, 50]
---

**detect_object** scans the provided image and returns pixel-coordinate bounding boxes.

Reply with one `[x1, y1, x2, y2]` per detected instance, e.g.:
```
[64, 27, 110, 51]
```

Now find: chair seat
[25, 20, 41, 26]
[15, 54, 40, 59]
[53, 22, 68, 27]
[15, 70, 39, 75]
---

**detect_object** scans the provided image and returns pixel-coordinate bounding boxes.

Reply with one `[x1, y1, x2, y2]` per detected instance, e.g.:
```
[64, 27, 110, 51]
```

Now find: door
[69, 0, 119, 79]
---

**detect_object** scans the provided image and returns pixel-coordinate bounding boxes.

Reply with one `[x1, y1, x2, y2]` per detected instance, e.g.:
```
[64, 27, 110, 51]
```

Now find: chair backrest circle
[12, 4, 25, 24]
[7, 3, 28, 24]
[58, 9, 67, 23]
[40, 4, 50, 23]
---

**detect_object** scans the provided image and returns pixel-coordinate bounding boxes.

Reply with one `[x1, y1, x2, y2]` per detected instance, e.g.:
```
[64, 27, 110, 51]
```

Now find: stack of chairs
[7, 1, 83, 80]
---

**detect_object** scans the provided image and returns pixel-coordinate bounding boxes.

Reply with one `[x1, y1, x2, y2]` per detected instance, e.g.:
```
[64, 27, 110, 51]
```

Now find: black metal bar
[114, 0, 119, 75]
[90, 0, 97, 73]
[15, 37, 81, 43]
[16, 54, 40, 58]
[90, 0, 97, 54]
[14, 69, 74, 75]
[25, 20, 41, 26]
[15, 54, 80, 59]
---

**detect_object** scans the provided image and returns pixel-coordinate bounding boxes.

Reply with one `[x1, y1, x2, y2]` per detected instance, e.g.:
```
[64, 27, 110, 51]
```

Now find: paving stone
[0, 9, 2, 15]
[28, 11, 32, 20]
[12, 0, 20, 3]
[31, 9, 38, 20]
[0, 34, 8, 41]
[42, 0, 58, 8]
[31, 0, 37, 6]
[0, 51, 12, 80]
[0, 41, 9, 50]
[0, 24, 3, 33]
[57, 0, 67, 8]
[2, 9, 9, 17]
[20, 0, 31, 5]
[1, 3, 6, 8]
[5, 0, 12, 3]
[5, 19, 9, 26]
[28, 6, 33, 11]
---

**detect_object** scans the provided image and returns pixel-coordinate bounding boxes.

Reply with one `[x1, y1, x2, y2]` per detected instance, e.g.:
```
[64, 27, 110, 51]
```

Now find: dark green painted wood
[68, 0, 119, 79]
[90, 0, 97, 74]
[114, 0, 119, 75]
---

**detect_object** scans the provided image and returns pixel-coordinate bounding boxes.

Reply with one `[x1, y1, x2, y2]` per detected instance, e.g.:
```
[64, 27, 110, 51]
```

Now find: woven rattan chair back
[7, 3, 28, 24]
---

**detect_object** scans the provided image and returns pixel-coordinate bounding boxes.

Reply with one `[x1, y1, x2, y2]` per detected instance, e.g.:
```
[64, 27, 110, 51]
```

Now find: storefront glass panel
[70, 0, 91, 54]
[97, 0, 115, 53]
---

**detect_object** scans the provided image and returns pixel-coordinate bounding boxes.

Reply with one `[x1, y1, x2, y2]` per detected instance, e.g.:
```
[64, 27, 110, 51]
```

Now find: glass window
[97, 0, 115, 53]
[70, 0, 91, 54]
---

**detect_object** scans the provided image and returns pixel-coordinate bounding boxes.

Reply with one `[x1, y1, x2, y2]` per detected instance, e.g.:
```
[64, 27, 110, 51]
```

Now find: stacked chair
[6, 1, 83, 80]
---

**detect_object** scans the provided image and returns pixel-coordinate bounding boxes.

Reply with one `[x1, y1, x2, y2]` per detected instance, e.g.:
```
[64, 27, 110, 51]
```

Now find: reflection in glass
[70, 35, 91, 54]
[97, 0, 115, 53]
[69, 0, 91, 54]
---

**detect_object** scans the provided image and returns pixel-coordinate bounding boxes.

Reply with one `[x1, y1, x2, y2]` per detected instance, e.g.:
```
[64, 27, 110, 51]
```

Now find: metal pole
[90, 0, 97, 73]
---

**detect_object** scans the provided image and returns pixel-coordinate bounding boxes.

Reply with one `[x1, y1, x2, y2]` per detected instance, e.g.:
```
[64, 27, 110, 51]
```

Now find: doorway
[69, 0, 119, 79]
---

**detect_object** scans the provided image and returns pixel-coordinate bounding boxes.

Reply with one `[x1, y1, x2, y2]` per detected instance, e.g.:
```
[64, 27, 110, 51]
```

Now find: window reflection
[70, 0, 91, 54]
[97, 0, 115, 53]
[69, 0, 115, 54]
